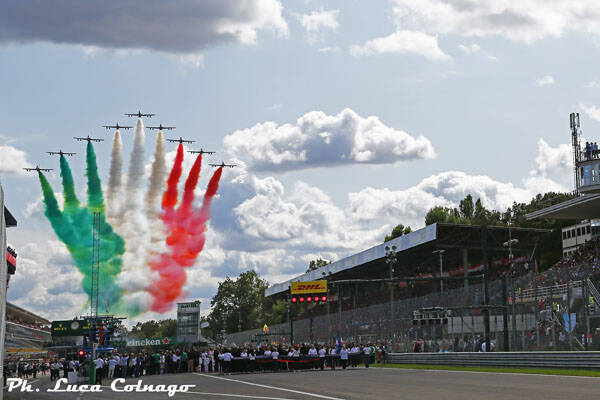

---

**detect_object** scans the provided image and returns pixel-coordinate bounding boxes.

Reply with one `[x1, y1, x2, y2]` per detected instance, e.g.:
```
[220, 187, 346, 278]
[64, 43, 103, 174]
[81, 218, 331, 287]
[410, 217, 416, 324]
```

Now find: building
[1, 182, 17, 400]
[176, 300, 201, 343]
[561, 220, 600, 257]
[5, 302, 51, 357]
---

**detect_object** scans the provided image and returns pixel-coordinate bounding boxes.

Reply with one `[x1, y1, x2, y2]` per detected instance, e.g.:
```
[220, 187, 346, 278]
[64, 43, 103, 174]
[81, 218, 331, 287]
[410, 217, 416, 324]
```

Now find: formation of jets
[148, 123, 175, 131]
[209, 161, 236, 168]
[23, 166, 53, 172]
[188, 149, 215, 155]
[167, 137, 194, 144]
[28, 110, 230, 174]
[102, 123, 132, 130]
[125, 110, 154, 118]
[47, 150, 76, 156]
[74, 135, 104, 142]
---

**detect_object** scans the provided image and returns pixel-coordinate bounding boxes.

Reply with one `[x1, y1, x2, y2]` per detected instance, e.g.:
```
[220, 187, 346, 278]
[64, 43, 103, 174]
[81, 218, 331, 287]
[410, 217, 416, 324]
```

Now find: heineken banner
[51, 320, 92, 337]
[116, 337, 177, 347]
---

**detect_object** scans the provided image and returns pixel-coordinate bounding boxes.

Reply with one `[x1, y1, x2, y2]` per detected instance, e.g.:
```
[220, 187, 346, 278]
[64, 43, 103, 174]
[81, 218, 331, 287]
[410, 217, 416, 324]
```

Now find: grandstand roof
[526, 194, 600, 220]
[7, 302, 50, 325]
[265, 223, 550, 297]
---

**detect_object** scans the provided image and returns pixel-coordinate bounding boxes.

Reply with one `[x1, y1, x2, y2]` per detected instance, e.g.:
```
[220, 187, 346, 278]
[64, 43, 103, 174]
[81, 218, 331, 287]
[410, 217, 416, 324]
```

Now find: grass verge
[372, 363, 600, 377]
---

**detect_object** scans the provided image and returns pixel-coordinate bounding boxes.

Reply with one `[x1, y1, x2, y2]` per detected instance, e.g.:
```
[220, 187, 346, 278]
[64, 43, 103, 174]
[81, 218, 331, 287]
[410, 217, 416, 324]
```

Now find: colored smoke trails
[38, 150, 125, 313]
[106, 130, 122, 221]
[149, 150, 223, 312]
[38, 120, 224, 316]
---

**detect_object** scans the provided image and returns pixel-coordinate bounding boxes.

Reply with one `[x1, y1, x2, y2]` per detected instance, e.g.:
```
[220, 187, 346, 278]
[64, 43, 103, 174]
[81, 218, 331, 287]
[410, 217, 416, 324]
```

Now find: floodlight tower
[90, 212, 100, 319]
[570, 112, 581, 196]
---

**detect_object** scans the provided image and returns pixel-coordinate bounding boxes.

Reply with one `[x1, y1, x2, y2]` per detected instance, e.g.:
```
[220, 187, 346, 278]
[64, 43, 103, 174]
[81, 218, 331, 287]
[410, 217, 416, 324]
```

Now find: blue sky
[1, 0, 598, 322]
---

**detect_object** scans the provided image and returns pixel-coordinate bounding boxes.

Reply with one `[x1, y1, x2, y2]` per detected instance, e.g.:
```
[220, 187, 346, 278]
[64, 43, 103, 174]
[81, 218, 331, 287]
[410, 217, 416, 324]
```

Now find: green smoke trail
[39, 148, 127, 314]
[86, 141, 104, 213]
[60, 155, 79, 210]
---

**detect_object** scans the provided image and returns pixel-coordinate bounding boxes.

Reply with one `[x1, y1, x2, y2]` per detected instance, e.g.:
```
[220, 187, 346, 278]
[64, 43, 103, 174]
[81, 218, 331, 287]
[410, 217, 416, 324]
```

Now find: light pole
[503, 221, 519, 350]
[432, 249, 445, 292]
[385, 245, 397, 348]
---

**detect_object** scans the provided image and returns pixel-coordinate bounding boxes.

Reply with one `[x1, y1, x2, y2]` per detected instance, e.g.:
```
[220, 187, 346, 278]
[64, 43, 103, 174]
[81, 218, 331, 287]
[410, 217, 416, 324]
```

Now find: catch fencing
[224, 272, 600, 352]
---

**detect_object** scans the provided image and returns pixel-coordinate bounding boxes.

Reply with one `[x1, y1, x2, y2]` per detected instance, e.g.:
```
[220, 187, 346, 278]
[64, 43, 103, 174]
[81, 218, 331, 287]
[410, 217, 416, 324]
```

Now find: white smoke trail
[114, 118, 154, 313]
[106, 130, 123, 222]
[145, 131, 167, 222]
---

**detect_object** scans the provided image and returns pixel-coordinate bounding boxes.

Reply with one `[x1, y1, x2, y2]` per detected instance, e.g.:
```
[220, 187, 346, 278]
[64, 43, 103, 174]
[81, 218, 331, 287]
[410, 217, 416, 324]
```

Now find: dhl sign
[291, 280, 327, 294]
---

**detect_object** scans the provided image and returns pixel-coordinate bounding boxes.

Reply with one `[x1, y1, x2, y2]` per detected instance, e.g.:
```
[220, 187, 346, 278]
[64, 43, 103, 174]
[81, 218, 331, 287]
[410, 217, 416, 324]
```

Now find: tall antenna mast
[570, 112, 581, 196]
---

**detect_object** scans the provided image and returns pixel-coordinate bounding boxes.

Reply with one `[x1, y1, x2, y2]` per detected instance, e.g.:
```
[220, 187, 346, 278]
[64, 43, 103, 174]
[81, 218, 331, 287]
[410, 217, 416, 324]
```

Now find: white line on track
[186, 391, 297, 399]
[100, 384, 295, 399]
[368, 367, 600, 379]
[193, 373, 346, 400]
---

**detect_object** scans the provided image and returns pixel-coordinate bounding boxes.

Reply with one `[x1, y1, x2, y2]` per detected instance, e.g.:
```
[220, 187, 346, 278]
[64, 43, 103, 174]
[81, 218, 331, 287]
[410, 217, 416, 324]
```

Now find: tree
[207, 270, 270, 336]
[384, 224, 412, 242]
[459, 194, 474, 219]
[130, 319, 176, 338]
[306, 258, 330, 273]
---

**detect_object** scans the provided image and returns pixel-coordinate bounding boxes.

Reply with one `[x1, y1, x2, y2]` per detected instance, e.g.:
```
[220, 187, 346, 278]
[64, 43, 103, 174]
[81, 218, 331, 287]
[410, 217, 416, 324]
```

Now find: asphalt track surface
[4, 367, 600, 400]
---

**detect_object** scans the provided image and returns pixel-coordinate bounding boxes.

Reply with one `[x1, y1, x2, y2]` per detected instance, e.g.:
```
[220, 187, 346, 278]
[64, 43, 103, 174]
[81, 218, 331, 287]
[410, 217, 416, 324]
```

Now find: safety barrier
[386, 352, 600, 369]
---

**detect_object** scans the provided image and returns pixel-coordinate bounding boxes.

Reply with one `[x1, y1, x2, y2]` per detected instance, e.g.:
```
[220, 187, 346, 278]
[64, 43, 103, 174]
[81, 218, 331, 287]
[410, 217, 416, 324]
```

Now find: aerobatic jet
[188, 148, 215, 155]
[209, 161, 236, 168]
[125, 110, 155, 118]
[102, 123, 132, 130]
[166, 137, 195, 144]
[74, 135, 104, 142]
[147, 123, 176, 131]
[23, 166, 53, 172]
[47, 150, 76, 156]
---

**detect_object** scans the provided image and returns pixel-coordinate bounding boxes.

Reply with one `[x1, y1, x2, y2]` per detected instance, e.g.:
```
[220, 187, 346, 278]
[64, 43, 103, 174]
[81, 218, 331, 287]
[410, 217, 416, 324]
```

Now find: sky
[0, 0, 598, 323]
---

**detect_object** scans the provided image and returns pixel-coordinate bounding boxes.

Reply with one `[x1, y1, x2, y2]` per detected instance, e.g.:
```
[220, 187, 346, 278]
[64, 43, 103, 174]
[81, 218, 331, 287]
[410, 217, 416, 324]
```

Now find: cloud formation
[537, 75, 555, 86]
[391, 0, 600, 43]
[0, 145, 32, 175]
[350, 30, 449, 60]
[0, 0, 288, 54]
[224, 108, 436, 171]
[297, 8, 340, 44]
[580, 103, 600, 122]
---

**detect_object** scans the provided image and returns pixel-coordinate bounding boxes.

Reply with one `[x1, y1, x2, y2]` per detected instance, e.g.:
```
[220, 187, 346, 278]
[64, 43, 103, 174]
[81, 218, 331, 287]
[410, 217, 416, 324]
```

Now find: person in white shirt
[222, 350, 232, 374]
[318, 346, 326, 371]
[108, 357, 118, 379]
[328, 347, 337, 370]
[363, 345, 372, 368]
[120, 354, 129, 378]
[350, 345, 360, 367]
[203, 352, 210, 373]
[271, 348, 279, 372]
[340, 345, 349, 369]
[308, 345, 317, 356]
[94, 357, 104, 384]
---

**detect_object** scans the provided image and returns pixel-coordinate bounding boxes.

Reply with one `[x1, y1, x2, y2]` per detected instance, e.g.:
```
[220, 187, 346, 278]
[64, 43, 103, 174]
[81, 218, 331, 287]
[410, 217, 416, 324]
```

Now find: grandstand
[225, 223, 551, 350]
[4, 302, 51, 358]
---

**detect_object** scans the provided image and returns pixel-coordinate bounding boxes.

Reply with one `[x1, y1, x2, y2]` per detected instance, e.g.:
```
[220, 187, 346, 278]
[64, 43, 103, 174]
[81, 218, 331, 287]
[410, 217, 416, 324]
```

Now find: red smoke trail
[149, 149, 223, 312]
[162, 143, 184, 210]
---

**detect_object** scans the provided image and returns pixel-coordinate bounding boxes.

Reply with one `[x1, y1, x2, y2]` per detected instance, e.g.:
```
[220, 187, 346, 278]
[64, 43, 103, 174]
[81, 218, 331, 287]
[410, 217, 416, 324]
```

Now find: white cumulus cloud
[391, 0, 600, 44]
[297, 8, 340, 44]
[223, 108, 436, 171]
[350, 30, 450, 60]
[536, 75, 555, 86]
[0, 145, 33, 175]
[580, 103, 600, 122]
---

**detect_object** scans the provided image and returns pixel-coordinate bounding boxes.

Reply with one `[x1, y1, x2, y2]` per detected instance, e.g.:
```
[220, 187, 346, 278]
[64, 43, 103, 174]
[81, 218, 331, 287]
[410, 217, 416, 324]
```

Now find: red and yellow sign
[291, 280, 327, 294]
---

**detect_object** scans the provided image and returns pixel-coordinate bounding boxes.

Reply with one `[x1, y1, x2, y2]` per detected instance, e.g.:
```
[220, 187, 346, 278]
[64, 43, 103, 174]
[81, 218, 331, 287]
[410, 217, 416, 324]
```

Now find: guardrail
[386, 352, 600, 369]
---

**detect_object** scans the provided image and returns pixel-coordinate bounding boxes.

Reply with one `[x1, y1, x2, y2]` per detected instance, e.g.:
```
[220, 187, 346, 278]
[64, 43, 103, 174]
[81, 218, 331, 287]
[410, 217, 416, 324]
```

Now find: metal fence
[224, 273, 600, 352]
